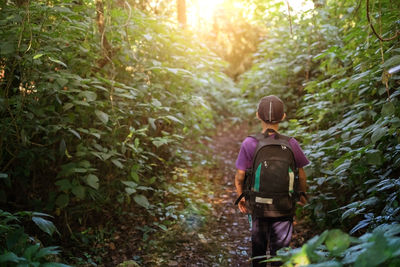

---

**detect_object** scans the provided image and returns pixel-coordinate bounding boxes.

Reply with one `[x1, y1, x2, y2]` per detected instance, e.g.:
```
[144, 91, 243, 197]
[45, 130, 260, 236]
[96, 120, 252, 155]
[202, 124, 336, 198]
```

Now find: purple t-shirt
[236, 135, 310, 171]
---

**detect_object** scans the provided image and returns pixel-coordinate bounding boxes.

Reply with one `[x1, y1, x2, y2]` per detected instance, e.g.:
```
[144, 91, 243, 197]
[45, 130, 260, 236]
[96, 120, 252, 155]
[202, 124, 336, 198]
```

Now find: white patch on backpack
[255, 197, 273, 204]
[263, 161, 268, 168]
[281, 145, 287, 150]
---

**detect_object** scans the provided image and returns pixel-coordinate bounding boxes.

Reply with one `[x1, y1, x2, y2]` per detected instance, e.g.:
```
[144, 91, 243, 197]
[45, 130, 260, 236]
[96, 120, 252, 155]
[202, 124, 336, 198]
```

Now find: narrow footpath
[111, 122, 314, 266]
[173, 122, 315, 266]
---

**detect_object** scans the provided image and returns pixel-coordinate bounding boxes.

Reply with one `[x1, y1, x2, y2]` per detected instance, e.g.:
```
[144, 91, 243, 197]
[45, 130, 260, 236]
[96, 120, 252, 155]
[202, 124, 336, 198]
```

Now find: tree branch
[94, 0, 118, 70]
[366, 0, 399, 42]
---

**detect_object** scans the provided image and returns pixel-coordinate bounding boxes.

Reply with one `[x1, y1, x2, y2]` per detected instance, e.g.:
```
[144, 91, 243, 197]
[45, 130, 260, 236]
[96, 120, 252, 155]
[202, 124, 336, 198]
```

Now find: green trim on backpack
[289, 167, 294, 196]
[254, 163, 262, 192]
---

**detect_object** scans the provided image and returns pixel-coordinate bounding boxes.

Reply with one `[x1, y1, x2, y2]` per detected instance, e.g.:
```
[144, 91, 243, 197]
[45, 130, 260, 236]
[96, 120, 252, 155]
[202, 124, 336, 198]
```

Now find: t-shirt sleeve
[289, 138, 310, 168]
[235, 137, 257, 171]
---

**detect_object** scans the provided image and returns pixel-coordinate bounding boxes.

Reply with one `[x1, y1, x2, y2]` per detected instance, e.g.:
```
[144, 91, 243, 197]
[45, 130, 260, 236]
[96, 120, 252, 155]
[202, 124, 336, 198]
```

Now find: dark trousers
[251, 217, 293, 267]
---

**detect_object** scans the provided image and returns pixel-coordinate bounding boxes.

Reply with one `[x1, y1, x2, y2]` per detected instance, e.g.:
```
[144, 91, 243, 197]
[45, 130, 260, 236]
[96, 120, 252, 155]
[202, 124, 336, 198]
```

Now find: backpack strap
[234, 193, 245, 205]
[247, 130, 297, 174]
[251, 129, 294, 166]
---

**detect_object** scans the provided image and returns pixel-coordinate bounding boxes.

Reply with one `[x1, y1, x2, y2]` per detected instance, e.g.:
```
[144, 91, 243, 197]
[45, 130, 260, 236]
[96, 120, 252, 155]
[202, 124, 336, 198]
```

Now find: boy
[235, 95, 309, 267]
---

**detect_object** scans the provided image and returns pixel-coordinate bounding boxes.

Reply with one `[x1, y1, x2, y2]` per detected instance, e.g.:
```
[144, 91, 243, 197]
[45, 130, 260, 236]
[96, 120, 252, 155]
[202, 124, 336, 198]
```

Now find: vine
[366, 0, 400, 41]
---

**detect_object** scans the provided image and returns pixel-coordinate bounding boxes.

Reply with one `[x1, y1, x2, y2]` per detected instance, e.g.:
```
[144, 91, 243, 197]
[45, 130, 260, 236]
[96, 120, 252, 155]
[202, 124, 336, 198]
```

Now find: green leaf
[59, 139, 66, 156]
[32, 216, 57, 236]
[325, 229, 350, 256]
[63, 103, 74, 111]
[0, 42, 15, 55]
[366, 150, 383, 165]
[80, 91, 97, 102]
[56, 78, 68, 88]
[130, 169, 139, 183]
[137, 186, 153, 191]
[23, 244, 39, 260]
[165, 115, 182, 124]
[371, 127, 387, 144]
[85, 174, 99, 189]
[49, 57, 67, 68]
[134, 195, 150, 209]
[154, 222, 168, 231]
[111, 159, 124, 169]
[41, 263, 72, 267]
[125, 187, 136, 195]
[381, 102, 395, 117]
[152, 98, 162, 107]
[342, 207, 357, 220]
[0, 252, 22, 263]
[152, 137, 170, 148]
[134, 137, 140, 148]
[305, 261, 342, 267]
[350, 216, 372, 234]
[95, 110, 109, 124]
[55, 179, 72, 191]
[148, 118, 156, 130]
[6, 228, 27, 251]
[73, 100, 90, 107]
[0, 173, 8, 179]
[354, 232, 389, 267]
[71, 185, 85, 199]
[55, 194, 69, 208]
[33, 54, 44, 59]
[383, 55, 400, 68]
[305, 230, 329, 261]
[35, 246, 61, 258]
[31, 212, 52, 218]
[122, 181, 137, 188]
[68, 129, 81, 139]
[143, 33, 153, 41]
[71, 167, 87, 173]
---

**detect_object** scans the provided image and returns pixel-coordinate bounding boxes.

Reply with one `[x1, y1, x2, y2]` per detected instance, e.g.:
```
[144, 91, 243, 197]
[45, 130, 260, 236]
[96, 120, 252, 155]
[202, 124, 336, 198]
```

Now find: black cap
[257, 95, 284, 123]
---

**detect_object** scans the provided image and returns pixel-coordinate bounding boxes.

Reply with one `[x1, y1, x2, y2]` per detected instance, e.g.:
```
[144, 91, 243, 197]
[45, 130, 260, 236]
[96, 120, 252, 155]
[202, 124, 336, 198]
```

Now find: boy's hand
[238, 198, 248, 213]
[297, 195, 307, 206]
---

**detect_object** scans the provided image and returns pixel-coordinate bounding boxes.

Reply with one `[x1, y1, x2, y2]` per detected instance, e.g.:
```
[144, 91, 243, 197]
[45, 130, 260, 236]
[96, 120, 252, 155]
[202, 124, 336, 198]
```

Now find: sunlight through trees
[1, 0, 399, 266]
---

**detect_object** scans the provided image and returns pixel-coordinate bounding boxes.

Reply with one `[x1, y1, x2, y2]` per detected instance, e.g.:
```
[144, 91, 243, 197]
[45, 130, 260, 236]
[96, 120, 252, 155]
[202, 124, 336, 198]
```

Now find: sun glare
[187, 0, 314, 30]
[286, 0, 314, 13]
[187, 0, 224, 29]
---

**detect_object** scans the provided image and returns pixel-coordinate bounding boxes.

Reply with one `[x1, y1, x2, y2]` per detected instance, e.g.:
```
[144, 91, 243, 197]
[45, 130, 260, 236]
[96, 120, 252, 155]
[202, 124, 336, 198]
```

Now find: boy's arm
[235, 169, 248, 213]
[298, 167, 307, 205]
[235, 169, 245, 195]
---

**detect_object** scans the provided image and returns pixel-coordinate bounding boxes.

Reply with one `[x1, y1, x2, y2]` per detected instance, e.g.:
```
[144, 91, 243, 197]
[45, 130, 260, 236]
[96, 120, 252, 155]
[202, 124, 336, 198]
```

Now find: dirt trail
[205, 122, 253, 266]
[155, 122, 254, 266]
[108, 122, 314, 266]
[186, 122, 314, 266]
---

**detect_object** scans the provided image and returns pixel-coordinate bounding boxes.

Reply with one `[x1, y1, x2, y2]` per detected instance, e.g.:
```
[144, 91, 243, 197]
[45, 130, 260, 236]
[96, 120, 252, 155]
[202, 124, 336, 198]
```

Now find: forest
[0, 0, 399, 266]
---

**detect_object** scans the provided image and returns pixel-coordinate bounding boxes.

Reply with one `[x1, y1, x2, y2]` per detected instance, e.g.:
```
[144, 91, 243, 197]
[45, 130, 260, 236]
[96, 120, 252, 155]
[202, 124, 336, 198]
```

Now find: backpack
[235, 129, 300, 217]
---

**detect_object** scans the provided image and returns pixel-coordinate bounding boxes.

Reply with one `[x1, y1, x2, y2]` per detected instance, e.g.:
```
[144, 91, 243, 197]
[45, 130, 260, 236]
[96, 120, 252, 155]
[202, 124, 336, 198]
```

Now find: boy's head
[257, 95, 285, 124]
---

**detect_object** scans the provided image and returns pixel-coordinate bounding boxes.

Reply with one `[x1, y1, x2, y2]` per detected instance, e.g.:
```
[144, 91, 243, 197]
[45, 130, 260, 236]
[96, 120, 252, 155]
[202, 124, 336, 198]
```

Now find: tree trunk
[177, 0, 186, 27]
[95, 0, 114, 70]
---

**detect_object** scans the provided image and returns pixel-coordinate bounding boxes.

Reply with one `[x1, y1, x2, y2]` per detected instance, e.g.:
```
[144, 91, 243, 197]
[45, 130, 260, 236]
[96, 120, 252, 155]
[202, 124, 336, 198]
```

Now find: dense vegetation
[1, 0, 399, 266]
[0, 0, 239, 265]
[240, 0, 400, 265]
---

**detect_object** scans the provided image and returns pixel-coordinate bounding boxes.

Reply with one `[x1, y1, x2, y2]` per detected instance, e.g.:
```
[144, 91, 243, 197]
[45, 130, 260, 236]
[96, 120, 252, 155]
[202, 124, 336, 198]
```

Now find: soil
[150, 122, 315, 266]
[196, 122, 314, 266]
[104, 122, 315, 267]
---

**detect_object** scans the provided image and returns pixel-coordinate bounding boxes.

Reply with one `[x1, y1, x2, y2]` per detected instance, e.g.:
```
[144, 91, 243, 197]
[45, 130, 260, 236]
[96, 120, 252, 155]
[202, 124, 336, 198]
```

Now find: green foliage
[0, 0, 236, 212]
[241, 0, 400, 232]
[0, 209, 70, 266]
[276, 224, 400, 267]
[292, 0, 400, 233]
[238, 0, 317, 118]
[0, 0, 242, 263]
[241, 0, 400, 265]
